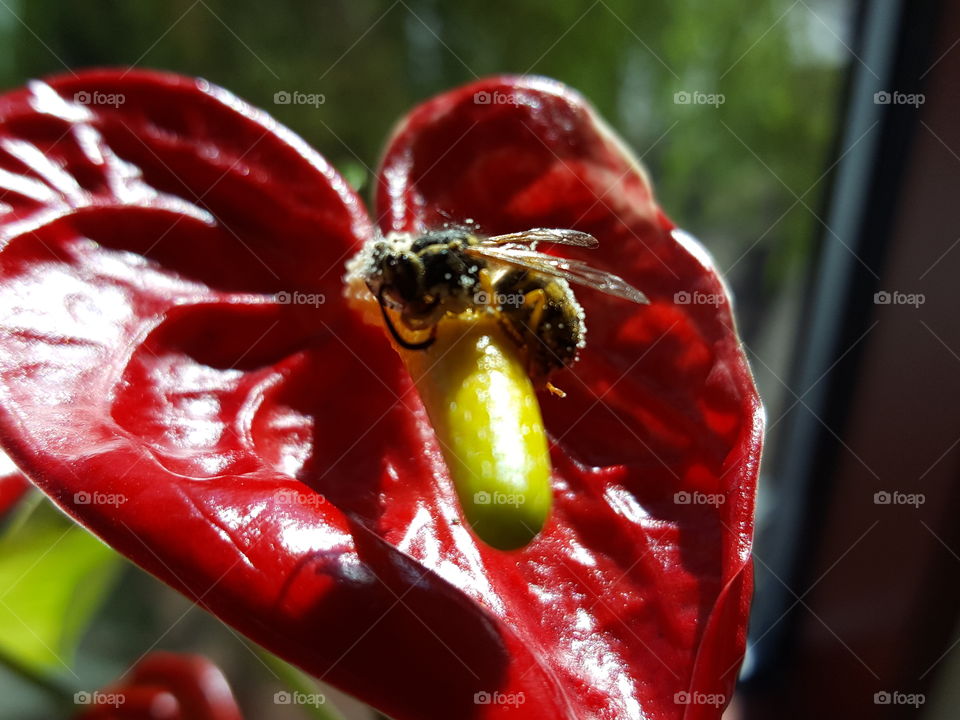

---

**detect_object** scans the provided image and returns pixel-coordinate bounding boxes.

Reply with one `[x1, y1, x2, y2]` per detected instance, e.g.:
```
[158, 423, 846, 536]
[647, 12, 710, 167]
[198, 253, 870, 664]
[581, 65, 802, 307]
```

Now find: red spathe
[0, 71, 761, 720]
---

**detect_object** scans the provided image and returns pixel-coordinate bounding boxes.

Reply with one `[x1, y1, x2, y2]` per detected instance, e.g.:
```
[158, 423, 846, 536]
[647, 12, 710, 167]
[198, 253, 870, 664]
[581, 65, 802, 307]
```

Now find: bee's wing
[481, 228, 600, 249]
[464, 245, 648, 304]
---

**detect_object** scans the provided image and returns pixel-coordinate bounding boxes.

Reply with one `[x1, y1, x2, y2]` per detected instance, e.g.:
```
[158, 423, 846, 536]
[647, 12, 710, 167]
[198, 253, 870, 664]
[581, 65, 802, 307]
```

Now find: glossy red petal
[0, 70, 761, 720]
[378, 75, 762, 719]
[0, 70, 566, 720]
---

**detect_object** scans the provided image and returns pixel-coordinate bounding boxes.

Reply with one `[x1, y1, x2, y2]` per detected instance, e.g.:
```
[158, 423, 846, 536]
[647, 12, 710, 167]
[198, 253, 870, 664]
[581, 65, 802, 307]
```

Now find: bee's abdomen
[496, 271, 584, 380]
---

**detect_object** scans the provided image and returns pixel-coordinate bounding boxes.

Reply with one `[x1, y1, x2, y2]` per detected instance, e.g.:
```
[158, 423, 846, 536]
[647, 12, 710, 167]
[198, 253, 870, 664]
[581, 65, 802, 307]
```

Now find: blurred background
[0, 0, 957, 718]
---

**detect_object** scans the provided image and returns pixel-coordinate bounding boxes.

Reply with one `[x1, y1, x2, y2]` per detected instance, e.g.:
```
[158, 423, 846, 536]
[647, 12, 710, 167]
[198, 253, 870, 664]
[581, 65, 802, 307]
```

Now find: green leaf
[257, 649, 349, 720]
[337, 160, 369, 195]
[0, 496, 121, 674]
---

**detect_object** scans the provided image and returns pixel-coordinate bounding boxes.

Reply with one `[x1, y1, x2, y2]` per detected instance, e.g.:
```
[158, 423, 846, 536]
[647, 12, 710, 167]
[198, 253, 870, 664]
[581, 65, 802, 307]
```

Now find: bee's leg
[521, 289, 568, 398]
[478, 268, 497, 306]
[377, 289, 437, 350]
[486, 269, 526, 349]
[522, 288, 548, 332]
[496, 311, 525, 350]
[545, 381, 567, 398]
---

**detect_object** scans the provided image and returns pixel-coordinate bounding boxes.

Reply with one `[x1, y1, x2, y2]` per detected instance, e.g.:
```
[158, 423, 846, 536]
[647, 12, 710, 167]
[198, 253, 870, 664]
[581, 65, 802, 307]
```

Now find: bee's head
[365, 239, 423, 307]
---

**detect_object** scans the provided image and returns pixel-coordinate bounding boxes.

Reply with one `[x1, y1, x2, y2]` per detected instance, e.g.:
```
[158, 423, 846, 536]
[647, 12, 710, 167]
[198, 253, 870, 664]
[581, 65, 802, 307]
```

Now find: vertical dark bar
[742, 0, 941, 685]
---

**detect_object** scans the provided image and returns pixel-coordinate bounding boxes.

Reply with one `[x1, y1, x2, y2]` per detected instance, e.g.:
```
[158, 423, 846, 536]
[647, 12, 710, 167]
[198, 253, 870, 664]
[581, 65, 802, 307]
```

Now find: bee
[357, 226, 648, 394]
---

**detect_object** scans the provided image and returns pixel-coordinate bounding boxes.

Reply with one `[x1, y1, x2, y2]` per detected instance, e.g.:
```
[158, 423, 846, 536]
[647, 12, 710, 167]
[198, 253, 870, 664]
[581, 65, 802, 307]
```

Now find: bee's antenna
[434, 207, 457, 230]
[376, 288, 437, 350]
[433, 207, 482, 234]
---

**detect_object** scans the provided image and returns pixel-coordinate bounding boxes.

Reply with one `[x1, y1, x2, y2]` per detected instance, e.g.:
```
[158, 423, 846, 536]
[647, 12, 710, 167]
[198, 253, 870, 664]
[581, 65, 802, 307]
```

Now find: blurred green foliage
[0, 495, 120, 673]
[0, 0, 849, 314]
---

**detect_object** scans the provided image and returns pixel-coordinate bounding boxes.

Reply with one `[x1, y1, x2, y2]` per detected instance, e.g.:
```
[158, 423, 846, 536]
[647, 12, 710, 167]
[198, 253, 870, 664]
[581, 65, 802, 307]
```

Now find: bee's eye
[382, 254, 421, 300]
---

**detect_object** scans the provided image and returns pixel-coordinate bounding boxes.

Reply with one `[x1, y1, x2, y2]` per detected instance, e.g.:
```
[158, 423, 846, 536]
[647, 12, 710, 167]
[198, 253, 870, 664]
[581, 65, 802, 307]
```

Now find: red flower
[0, 451, 29, 516]
[0, 70, 761, 719]
[73, 652, 242, 720]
